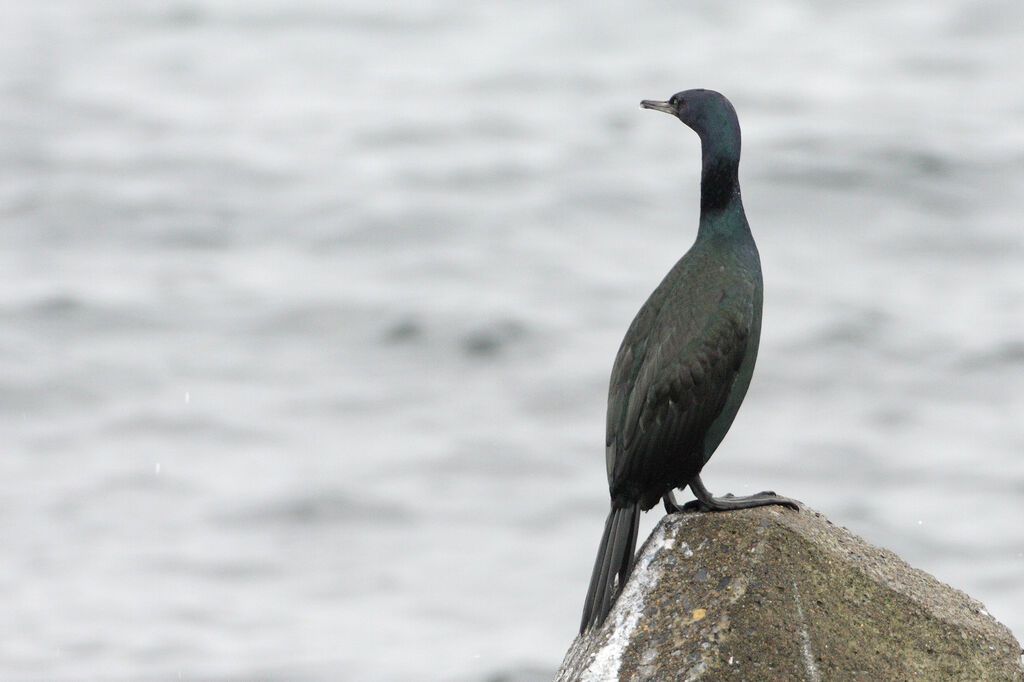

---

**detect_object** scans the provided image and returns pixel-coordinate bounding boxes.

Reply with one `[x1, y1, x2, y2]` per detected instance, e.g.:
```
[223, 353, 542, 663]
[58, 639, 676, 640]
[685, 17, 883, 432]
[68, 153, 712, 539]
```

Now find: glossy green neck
[694, 109, 745, 238]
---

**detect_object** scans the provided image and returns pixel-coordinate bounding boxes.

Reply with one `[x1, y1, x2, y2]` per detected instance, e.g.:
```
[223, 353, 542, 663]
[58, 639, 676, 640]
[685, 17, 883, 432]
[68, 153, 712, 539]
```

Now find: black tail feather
[579, 502, 641, 633]
[620, 503, 640, 585]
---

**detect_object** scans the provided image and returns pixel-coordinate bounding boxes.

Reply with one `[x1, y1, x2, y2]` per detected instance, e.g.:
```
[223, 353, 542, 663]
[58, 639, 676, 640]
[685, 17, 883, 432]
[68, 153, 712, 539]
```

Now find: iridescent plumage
[580, 90, 798, 633]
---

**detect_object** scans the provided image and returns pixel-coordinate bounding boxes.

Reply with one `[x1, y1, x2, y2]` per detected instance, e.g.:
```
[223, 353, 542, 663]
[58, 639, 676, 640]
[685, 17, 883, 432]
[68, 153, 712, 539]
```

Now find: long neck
[696, 121, 745, 239]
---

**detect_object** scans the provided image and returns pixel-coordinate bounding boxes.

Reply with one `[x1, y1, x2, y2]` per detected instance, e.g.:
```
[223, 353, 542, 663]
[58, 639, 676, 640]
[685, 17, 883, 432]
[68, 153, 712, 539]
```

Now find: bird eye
[669, 96, 678, 106]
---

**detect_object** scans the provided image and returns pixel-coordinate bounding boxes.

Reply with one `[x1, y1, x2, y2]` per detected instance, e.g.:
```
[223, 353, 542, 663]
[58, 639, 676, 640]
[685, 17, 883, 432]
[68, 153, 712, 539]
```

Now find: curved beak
[640, 99, 674, 115]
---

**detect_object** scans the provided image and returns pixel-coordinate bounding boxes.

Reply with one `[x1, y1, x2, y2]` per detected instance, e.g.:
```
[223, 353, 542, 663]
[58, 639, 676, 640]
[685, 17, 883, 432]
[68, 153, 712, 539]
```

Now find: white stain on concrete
[791, 579, 821, 682]
[580, 522, 677, 682]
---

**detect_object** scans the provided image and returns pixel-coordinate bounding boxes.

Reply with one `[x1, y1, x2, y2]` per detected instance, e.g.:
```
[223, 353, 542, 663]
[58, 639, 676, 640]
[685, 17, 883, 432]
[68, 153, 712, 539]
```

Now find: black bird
[580, 90, 798, 633]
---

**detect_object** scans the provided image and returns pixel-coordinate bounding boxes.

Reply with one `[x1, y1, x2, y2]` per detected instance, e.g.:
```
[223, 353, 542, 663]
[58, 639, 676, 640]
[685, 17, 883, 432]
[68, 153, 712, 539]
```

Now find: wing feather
[605, 246, 756, 505]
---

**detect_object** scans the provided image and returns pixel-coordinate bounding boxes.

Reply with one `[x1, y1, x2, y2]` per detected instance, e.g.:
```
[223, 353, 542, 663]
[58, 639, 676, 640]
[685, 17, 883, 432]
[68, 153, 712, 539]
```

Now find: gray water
[2, 1, 1023, 680]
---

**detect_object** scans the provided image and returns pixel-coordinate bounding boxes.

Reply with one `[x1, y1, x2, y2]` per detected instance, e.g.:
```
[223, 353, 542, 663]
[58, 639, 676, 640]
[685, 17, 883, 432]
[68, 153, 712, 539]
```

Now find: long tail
[579, 501, 641, 633]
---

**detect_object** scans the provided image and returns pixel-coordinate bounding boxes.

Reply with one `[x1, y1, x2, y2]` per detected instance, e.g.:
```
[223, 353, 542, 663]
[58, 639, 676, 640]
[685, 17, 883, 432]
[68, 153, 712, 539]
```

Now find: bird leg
[663, 489, 687, 514]
[664, 475, 799, 514]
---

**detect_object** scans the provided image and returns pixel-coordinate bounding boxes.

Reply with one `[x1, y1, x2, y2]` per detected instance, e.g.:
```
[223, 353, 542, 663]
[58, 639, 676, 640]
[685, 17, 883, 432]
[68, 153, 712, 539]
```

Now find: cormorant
[579, 90, 799, 633]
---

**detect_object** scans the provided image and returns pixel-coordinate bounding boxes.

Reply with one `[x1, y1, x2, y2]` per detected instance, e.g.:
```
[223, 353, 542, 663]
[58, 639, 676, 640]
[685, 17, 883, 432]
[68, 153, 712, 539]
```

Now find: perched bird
[579, 90, 798, 633]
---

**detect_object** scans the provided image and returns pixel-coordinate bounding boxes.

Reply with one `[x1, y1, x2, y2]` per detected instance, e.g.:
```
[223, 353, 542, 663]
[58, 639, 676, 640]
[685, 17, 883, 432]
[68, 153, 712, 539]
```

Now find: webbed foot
[681, 476, 800, 512]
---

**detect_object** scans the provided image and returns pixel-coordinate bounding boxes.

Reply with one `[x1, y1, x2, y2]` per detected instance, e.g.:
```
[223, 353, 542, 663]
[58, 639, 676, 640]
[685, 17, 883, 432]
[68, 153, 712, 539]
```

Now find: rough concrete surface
[557, 505, 1024, 681]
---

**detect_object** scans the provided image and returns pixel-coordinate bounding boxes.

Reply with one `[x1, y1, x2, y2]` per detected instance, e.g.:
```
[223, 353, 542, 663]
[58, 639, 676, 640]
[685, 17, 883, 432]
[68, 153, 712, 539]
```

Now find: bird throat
[700, 156, 739, 213]
[696, 110, 743, 221]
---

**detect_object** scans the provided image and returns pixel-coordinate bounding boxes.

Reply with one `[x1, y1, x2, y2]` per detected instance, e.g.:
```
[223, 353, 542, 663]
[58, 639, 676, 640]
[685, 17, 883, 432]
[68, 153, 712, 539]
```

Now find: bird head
[640, 89, 736, 141]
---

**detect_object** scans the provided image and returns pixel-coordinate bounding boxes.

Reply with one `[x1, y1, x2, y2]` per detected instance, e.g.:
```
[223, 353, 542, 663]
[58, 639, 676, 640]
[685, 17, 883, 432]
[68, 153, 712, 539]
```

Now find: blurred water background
[2, 1, 1023, 680]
